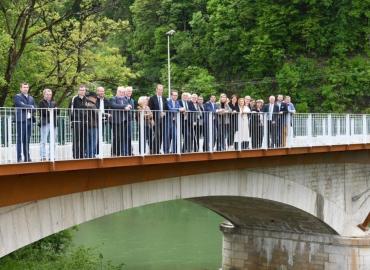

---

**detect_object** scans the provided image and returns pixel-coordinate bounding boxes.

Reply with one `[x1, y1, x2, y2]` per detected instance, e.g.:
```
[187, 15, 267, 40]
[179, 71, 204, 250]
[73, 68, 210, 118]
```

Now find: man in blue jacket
[166, 90, 185, 153]
[14, 82, 36, 162]
[203, 95, 218, 152]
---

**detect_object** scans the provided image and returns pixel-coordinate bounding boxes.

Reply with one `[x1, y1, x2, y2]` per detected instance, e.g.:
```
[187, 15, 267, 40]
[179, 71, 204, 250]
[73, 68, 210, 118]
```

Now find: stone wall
[221, 225, 370, 270]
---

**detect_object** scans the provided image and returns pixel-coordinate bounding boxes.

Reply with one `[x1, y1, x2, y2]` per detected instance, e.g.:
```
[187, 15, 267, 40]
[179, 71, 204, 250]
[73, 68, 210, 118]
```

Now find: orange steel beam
[0, 145, 369, 208]
[1, 144, 370, 177]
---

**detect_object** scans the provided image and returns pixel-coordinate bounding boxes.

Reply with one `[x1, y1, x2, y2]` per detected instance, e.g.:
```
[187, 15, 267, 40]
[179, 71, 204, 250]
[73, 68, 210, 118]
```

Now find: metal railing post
[209, 112, 213, 153]
[176, 111, 181, 154]
[346, 114, 350, 140]
[7, 114, 12, 149]
[307, 114, 312, 146]
[327, 114, 332, 137]
[286, 113, 292, 147]
[139, 110, 145, 156]
[98, 109, 103, 158]
[262, 113, 268, 149]
[362, 114, 367, 144]
[49, 108, 55, 162]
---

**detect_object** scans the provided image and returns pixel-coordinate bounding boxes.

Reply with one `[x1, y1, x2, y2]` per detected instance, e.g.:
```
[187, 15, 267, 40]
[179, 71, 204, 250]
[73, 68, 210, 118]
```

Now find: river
[73, 200, 223, 270]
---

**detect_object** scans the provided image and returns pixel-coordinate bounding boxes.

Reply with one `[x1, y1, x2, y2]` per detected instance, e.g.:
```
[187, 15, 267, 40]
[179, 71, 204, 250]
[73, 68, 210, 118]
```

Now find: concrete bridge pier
[220, 223, 370, 270]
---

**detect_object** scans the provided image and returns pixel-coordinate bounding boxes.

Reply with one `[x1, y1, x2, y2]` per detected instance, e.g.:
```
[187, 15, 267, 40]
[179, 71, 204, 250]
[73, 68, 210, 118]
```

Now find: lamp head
[166, 29, 176, 36]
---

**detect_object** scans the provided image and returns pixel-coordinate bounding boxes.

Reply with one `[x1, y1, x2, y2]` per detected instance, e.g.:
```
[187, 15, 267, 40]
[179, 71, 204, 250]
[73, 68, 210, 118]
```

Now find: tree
[0, 0, 107, 106]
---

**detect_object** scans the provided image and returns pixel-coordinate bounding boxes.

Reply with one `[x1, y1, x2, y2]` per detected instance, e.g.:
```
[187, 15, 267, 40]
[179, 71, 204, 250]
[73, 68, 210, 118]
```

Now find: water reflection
[73, 200, 223, 270]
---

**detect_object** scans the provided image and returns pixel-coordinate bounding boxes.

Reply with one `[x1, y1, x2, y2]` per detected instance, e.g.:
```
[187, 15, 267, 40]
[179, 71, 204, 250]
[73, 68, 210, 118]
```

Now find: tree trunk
[0, 85, 10, 107]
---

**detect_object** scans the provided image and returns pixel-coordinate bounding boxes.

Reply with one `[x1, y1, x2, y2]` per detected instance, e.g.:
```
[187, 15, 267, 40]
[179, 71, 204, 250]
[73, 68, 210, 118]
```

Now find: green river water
[73, 200, 223, 270]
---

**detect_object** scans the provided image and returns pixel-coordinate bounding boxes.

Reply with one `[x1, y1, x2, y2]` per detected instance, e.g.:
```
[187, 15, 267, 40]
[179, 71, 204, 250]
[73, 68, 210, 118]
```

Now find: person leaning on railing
[14, 82, 36, 162]
[38, 88, 57, 161]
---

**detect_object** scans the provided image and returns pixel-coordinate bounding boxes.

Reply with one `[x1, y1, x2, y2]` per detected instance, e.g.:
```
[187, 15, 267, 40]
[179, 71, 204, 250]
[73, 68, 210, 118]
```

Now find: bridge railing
[0, 107, 368, 164]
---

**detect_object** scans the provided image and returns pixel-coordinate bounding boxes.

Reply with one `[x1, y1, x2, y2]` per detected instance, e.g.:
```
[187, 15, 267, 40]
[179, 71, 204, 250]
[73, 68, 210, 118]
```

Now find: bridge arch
[0, 169, 348, 258]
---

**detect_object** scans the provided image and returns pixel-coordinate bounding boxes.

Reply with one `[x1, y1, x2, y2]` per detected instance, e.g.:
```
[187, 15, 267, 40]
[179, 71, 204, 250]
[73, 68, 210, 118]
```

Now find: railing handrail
[0, 107, 369, 165]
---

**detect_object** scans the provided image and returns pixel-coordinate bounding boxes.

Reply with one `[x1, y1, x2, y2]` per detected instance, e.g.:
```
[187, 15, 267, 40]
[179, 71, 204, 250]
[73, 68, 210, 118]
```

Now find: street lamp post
[166, 29, 175, 98]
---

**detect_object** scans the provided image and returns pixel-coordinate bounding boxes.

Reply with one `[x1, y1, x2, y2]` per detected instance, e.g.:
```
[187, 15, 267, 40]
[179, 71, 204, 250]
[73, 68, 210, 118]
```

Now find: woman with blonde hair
[216, 93, 231, 151]
[137, 96, 153, 154]
[234, 97, 250, 150]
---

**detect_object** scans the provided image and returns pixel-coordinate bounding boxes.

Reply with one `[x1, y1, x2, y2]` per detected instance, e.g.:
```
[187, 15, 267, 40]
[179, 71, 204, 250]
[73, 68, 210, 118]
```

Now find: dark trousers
[267, 120, 277, 148]
[193, 124, 200, 152]
[203, 120, 216, 152]
[16, 120, 32, 162]
[151, 118, 165, 154]
[251, 126, 264, 149]
[124, 120, 132, 156]
[112, 122, 125, 156]
[87, 127, 98, 158]
[72, 122, 87, 159]
[181, 119, 192, 153]
[229, 115, 238, 146]
[165, 120, 177, 154]
[216, 122, 228, 151]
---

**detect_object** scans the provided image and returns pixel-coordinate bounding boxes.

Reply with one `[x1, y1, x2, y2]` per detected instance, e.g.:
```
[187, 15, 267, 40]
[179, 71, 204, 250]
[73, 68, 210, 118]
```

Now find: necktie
[158, 96, 163, 111]
[184, 101, 188, 110]
[269, 104, 273, 120]
[99, 98, 104, 112]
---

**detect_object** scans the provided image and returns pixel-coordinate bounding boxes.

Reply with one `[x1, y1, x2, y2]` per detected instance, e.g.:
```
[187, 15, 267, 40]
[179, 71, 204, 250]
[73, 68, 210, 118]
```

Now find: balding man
[110, 86, 132, 156]
[124, 86, 135, 156]
[95, 86, 110, 156]
[39, 88, 57, 161]
[262, 96, 279, 148]
[70, 85, 88, 159]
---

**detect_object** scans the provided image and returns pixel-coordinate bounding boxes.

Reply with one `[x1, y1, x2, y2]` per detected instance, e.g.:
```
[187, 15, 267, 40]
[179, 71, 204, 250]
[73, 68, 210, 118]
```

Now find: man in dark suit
[197, 96, 205, 149]
[178, 92, 196, 153]
[263, 95, 280, 148]
[124, 86, 136, 156]
[110, 86, 132, 156]
[166, 90, 185, 153]
[203, 95, 218, 152]
[276, 94, 288, 147]
[69, 85, 88, 159]
[190, 94, 202, 152]
[14, 82, 36, 162]
[148, 84, 168, 154]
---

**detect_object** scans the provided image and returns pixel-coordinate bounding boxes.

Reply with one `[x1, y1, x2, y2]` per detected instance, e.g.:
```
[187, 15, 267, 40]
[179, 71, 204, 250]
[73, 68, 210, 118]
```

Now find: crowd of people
[13, 83, 296, 162]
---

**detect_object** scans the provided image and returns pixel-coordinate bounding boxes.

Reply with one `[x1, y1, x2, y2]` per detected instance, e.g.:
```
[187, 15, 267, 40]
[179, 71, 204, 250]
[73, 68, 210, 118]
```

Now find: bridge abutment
[220, 223, 370, 270]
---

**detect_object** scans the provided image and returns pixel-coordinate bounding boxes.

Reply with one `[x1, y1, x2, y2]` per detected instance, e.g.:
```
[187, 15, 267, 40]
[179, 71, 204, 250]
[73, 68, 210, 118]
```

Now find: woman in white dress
[234, 98, 251, 150]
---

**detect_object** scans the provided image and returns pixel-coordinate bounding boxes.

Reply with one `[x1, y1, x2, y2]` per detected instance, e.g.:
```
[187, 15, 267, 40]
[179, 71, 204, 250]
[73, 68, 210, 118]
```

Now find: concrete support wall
[221, 225, 370, 270]
[0, 162, 368, 259]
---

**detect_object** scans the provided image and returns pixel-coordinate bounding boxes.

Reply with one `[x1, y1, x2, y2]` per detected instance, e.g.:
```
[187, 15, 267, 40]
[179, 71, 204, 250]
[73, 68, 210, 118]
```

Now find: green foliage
[0, 0, 369, 111]
[0, 229, 124, 270]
